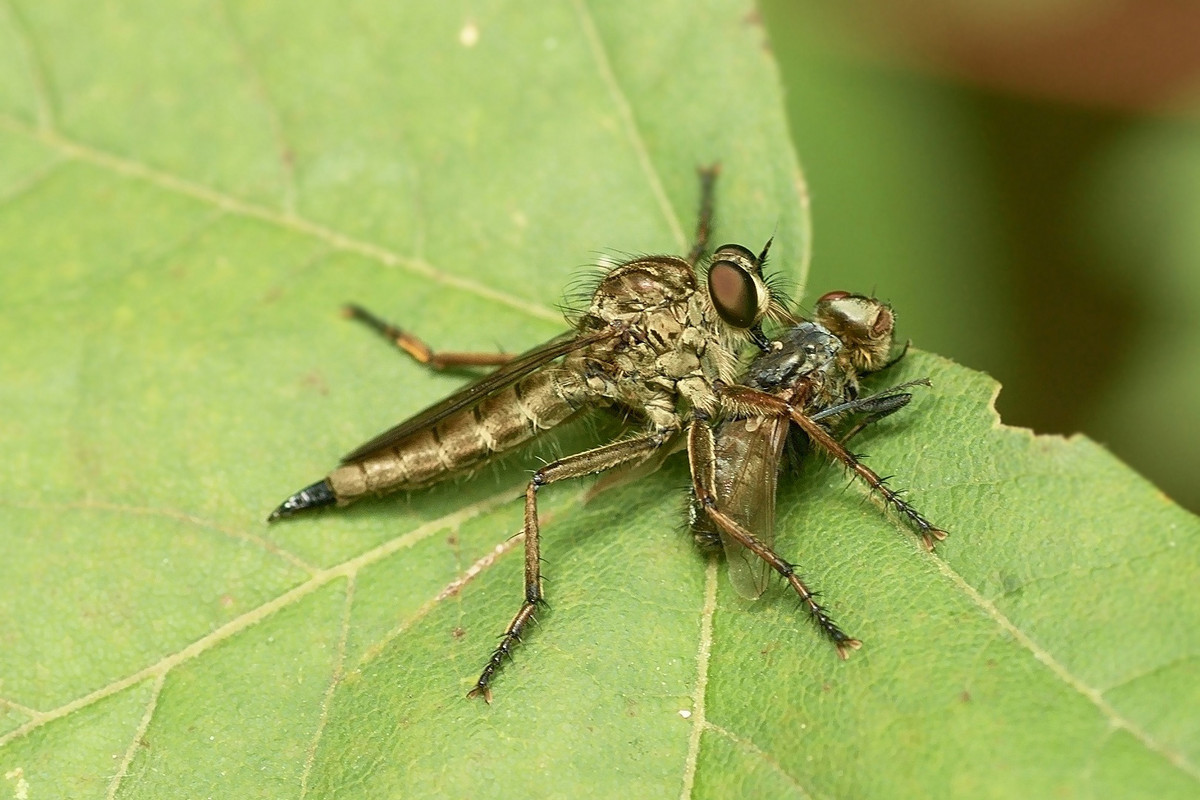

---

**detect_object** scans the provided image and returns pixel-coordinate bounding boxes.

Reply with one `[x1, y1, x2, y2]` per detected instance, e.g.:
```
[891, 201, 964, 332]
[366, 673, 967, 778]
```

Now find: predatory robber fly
[268, 168, 799, 701]
[691, 291, 947, 655]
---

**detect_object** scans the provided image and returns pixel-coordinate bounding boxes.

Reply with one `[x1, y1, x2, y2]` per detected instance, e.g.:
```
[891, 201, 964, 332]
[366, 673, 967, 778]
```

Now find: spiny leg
[687, 164, 721, 266]
[468, 432, 670, 702]
[343, 303, 515, 370]
[810, 378, 932, 442]
[720, 385, 948, 550]
[795, 409, 947, 549]
[835, 394, 912, 444]
[686, 419, 860, 656]
[810, 379, 930, 425]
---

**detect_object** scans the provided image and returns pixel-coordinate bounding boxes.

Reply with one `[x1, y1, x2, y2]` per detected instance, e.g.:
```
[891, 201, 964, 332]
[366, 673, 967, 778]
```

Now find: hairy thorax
[563, 255, 741, 432]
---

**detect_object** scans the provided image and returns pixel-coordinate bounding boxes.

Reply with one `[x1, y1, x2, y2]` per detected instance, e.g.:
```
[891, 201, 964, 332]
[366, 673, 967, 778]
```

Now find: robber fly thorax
[690, 291, 946, 656]
[269, 168, 791, 700]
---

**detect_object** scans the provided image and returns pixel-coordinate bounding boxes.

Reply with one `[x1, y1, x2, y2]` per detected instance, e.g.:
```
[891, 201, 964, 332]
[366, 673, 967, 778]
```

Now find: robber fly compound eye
[707, 246, 770, 331]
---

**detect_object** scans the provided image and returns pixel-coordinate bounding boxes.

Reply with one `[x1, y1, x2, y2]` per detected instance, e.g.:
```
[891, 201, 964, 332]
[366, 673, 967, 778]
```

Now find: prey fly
[689, 291, 946, 655]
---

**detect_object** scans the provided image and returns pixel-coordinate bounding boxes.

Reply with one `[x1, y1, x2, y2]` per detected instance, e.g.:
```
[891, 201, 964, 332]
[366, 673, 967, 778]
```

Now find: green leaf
[1, 2, 1197, 800]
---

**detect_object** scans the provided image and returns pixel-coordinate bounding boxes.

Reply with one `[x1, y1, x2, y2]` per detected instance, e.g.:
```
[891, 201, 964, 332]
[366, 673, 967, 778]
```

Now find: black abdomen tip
[268, 479, 337, 522]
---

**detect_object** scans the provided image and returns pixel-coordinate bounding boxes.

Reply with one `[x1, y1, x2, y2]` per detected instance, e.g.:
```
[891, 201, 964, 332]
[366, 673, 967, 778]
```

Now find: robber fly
[689, 291, 946, 655]
[268, 169, 791, 700]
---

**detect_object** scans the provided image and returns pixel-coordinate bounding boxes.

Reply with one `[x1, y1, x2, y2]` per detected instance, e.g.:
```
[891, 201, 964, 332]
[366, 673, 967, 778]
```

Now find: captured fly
[690, 292, 946, 655]
[268, 169, 792, 700]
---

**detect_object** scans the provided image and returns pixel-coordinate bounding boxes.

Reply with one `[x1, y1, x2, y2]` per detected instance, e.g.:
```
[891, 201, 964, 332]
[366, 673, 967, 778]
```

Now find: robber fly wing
[340, 325, 617, 463]
[717, 414, 789, 599]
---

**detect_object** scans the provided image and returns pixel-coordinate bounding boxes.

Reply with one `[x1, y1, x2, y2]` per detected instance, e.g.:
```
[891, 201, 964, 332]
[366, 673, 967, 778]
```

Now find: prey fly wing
[709, 413, 789, 598]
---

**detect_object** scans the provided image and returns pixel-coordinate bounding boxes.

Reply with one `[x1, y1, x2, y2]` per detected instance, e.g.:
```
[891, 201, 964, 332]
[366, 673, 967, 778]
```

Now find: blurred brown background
[760, 0, 1200, 512]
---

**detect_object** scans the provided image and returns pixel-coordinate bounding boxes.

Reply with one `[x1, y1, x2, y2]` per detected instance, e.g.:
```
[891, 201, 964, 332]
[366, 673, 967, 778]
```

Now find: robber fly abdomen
[268, 336, 599, 520]
[689, 292, 946, 657]
[326, 367, 588, 500]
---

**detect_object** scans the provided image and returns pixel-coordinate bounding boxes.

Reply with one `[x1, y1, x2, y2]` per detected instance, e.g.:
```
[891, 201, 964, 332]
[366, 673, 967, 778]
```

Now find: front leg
[810, 378, 932, 442]
[720, 385, 948, 550]
[468, 432, 670, 702]
[686, 418, 861, 657]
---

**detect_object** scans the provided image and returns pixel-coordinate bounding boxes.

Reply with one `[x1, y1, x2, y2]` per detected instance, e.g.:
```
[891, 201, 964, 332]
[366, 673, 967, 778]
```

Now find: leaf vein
[104, 672, 164, 800]
[992, 543, 1181, 606]
[214, 0, 299, 216]
[3, 499, 319, 575]
[0, 0, 55, 131]
[932, 555, 1200, 782]
[0, 485, 518, 749]
[1100, 653, 1199, 696]
[571, 0, 687, 251]
[299, 574, 354, 800]
[354, 521, 526, 670]
[0, 697, 38, 718]
[0, 154, 66, 209]
[0, 114, 563, 324]
[704, 721, 819, 800]
[679, 557, 718, 800]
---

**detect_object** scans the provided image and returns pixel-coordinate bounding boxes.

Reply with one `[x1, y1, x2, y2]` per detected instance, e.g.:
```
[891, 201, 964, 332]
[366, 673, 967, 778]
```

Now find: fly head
[812, 291, 896, 373]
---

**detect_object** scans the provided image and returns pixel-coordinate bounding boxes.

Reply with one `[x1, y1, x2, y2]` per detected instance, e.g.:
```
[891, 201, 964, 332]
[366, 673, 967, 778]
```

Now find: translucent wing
[340, 325, 616, 463]
[709, 413, 790, 599]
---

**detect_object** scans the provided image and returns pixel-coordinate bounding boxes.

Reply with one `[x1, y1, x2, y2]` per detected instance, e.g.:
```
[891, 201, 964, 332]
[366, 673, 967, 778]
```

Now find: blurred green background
[759, 0, 1200, 513]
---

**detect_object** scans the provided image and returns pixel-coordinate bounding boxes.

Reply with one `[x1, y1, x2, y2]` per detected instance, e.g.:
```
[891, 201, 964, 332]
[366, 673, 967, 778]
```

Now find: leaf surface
[1, 2, 1197, 799]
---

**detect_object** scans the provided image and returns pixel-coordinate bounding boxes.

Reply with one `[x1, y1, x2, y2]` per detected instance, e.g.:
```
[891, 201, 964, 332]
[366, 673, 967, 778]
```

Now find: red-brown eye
[872, 305, 894, 336]
[708, 260, 760, 329]
[818, 290, 850, 303]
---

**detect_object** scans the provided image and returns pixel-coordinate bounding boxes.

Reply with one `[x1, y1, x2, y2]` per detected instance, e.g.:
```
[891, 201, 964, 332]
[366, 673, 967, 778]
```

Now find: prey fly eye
[818, 290, 850, 303]
[708, 259, 766, 329]
[872, 305, 894, 336]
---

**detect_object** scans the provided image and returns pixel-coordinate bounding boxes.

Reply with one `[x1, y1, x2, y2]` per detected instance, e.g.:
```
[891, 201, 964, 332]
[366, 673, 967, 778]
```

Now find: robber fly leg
[467, 432, 670, 702]
[721, 385, 948, 550]
[342, 304, 515, 370]
[794, 413, 947, 549]
[836, 394, 912, 444]
[686, 419, 861, 656]
[810, 379, 932, 443]
[687, 164, 721, 266]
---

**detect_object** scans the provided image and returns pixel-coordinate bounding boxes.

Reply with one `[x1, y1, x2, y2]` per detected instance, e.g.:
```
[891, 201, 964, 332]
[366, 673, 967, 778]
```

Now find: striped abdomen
[327, 369, 583, 502]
